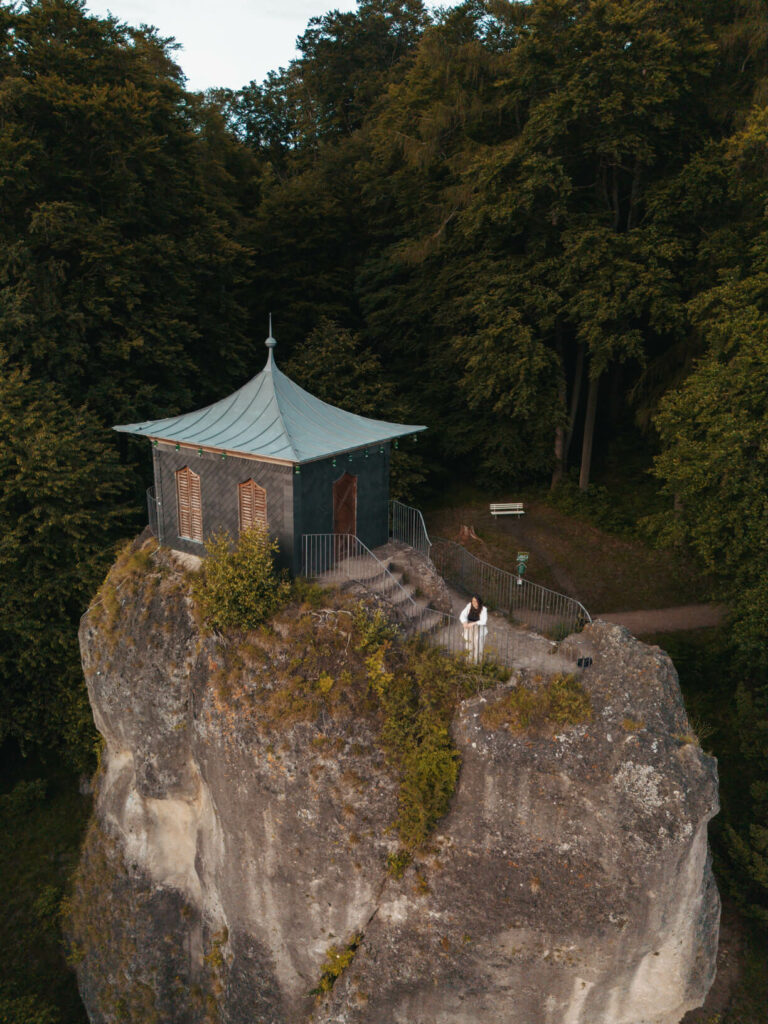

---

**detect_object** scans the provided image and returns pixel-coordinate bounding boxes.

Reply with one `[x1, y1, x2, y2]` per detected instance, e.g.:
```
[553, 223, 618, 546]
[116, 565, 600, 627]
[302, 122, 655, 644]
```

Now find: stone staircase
[313, 543, 587, 674]
[317, 553, 451, 641]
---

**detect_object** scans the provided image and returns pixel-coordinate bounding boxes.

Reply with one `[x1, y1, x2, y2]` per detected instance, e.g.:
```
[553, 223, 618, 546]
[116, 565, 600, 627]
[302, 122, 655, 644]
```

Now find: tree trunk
[551, 423, 565, 489]
[551, 326, 567, 489]
[609, 362, 623, 423]
[579, 372, 600, 492]
[564, 341, 585, 460]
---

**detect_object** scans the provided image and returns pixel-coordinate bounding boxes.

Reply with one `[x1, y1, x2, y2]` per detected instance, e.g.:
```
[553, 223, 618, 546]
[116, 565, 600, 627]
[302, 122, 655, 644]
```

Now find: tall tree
[0, 0, 256, 427]
[0, 356, 131, 768]
[650, 281, 768, 924]
[285, 318, 425, 497]
[223, 0, 428, 164]
[354, 0, 717, 486]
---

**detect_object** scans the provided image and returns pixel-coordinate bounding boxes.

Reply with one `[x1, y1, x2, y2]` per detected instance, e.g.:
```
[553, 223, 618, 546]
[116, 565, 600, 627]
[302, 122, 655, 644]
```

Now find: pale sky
[83, 1, 429, 93]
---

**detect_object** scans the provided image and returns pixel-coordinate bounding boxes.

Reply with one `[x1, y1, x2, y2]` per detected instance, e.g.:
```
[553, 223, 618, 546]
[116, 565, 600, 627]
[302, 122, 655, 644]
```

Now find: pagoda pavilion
[114, 326, 426, 573]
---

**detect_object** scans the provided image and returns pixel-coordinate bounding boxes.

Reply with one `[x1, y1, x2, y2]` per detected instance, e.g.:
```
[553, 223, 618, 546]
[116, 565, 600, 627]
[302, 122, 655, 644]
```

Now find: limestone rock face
[72, 543, 719, 1024]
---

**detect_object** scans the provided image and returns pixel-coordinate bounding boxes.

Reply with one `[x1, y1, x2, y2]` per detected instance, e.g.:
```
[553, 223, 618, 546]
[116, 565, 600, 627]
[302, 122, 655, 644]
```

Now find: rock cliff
[69, 537, 719, 1024]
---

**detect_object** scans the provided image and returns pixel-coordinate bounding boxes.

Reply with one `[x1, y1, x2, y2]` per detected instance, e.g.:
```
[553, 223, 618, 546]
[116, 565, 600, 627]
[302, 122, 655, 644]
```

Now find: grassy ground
[0, 755, 91, 1024]
[425, 489, 710, 614]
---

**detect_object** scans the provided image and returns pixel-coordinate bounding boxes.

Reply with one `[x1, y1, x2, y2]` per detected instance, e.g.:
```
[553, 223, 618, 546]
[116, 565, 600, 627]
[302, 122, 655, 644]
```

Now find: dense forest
[0, 0, 767, 1018]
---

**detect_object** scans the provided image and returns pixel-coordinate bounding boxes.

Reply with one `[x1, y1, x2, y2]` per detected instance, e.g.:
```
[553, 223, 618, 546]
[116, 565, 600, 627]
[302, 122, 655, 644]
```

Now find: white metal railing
[431, 538, 591, 640]
[147, 486, 162, 543]
[390, 499, 433, 561]
[301, 533, 516, 667]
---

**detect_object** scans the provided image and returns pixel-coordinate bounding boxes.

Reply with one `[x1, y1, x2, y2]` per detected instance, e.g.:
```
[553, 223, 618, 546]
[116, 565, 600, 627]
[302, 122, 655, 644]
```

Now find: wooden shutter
[239, 479, 267, 533]
[176, 467, 203, 542]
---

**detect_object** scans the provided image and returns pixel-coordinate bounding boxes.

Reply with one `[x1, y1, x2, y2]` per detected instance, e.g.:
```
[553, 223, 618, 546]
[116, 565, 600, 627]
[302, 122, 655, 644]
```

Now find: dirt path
[595, 604, 727, 635]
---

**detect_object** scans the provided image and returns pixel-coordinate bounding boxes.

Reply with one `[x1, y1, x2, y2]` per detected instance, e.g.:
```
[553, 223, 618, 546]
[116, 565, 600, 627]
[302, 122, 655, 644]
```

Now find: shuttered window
[176, 467, 203, 542]
[239, 479, 267, 533]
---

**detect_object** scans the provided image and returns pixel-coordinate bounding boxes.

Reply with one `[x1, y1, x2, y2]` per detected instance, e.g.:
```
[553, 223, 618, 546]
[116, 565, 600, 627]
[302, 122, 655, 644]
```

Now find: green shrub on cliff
[481, 673, 591, 732]
[367, 643, 473, 852]
[194, 526, 291, 633]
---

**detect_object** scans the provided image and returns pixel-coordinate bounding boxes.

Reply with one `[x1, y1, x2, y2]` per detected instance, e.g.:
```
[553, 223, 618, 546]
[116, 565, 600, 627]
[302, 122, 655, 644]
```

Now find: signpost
[516, 551, 529, 585]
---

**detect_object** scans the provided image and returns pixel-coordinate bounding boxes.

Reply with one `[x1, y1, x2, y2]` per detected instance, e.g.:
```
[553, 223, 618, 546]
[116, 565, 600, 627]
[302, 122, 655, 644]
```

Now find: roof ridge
[266, 364, 301, 461]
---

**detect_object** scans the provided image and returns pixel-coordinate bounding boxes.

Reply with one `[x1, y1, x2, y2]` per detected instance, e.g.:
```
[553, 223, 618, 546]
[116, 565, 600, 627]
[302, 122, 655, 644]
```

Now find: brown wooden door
[333, 472, 357, 536]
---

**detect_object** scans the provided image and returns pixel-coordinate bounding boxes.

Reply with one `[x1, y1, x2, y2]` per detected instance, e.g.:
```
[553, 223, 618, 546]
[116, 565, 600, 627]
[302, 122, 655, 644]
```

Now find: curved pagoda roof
[114, 328, 426, 464]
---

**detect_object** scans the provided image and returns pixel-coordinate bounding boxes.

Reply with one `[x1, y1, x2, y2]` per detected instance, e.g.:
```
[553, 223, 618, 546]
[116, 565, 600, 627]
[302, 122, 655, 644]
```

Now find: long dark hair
[468, 595, 484, 622]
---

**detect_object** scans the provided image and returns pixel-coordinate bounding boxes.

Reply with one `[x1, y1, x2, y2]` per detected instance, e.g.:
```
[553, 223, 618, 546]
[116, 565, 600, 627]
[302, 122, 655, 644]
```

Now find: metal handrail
[389, 499, 433, 562]
[302, 531, 422, 613]
[431, 538, 591, 640]
[147, 486, 161, 542]
[301, 533, 515, 666]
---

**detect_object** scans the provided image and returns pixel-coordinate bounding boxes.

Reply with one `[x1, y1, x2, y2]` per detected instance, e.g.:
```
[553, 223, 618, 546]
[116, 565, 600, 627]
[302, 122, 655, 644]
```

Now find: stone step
[371, 570, 405, 595]
[384, 583, 415, 607]
[314, 555, 457, 656]
[400, 601, 444, 631]
[415, 609, 446, 635]
[334, 555, 392, 581]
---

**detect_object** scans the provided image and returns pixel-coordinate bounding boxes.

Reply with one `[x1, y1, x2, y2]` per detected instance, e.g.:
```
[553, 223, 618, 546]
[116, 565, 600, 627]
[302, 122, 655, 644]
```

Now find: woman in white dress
[459, 594, 488, 663]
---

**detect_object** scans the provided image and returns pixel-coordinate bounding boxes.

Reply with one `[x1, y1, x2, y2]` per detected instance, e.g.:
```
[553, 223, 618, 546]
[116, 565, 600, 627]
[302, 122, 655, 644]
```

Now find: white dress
[459, 602, 488, 662]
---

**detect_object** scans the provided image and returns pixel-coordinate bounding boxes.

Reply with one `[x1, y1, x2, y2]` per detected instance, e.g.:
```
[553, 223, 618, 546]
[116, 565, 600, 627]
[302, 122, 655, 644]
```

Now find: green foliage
[648, 287, 768, 922]
[650, 294, 768, 670]
[354, 0, 718, 487]
[193, 526, 291, 633]
[0, 0, 257, 765]
[285, 318, 425, 499]
[0, 778, 47, 815]
[312, 933, 362, 997]
[723, 681, 768, 927]
[386, 850, 412, 879]
[291, 578, 331, 609]
[481, 674, 591, 732]
[0, 0, 256, 426]
[286, 317, 397, 417]
[0, 359, 131, 768]
[656, 629, 768, 932]
[0, 771, 91, 1024]
[0, 994, 61, 1024]
[547, 673, 593, 726]
[366, 642, 479, 850]
[352, 601, 399, 651]
[547, 456, 670, 539]
[396, 725, 461, 849]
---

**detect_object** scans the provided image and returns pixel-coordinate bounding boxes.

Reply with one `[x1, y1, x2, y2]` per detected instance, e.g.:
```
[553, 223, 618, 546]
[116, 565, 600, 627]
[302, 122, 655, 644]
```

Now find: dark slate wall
[153, 446, 295, 570]
[293, 446, 390, 572]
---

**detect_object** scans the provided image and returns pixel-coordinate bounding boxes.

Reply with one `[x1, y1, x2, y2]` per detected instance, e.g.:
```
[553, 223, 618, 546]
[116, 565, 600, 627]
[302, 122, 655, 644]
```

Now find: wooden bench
[490, 502, 525, 517]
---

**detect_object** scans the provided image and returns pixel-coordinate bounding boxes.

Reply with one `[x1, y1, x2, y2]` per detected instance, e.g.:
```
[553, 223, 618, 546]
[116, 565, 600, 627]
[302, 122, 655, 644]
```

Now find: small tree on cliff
[194, 526, 291, 633]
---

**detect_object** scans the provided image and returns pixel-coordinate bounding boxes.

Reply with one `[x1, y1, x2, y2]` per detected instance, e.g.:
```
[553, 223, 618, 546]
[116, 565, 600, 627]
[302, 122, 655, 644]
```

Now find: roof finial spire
[265, 313, 277, 369]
